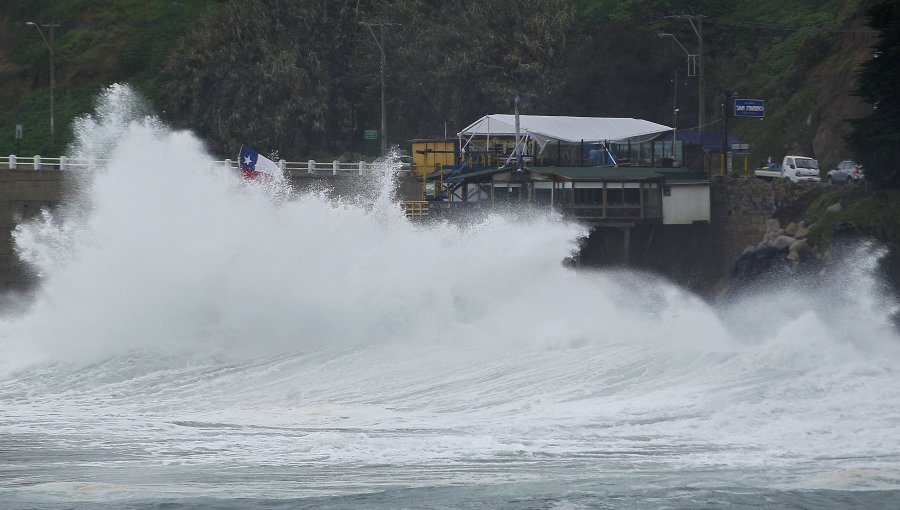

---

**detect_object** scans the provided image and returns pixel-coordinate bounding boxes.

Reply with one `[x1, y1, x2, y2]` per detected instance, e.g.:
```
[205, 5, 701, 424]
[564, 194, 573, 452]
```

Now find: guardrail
[221, 159, 377, 176]
[0, 155, 405, 176]
[0, 155, 109, 171]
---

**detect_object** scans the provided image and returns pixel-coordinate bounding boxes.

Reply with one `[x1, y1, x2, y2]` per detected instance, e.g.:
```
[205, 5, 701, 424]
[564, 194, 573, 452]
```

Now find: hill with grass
[0, 0, 882, 169]
[0, 0, 225, 157]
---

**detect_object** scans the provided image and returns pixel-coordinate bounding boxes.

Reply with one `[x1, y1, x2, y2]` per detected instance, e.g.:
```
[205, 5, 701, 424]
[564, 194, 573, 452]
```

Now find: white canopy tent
[457, 114, 672, 154]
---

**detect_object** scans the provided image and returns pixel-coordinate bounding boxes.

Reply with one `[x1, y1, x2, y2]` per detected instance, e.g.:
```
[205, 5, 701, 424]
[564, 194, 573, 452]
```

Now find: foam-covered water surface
[1, 85, 899, 508]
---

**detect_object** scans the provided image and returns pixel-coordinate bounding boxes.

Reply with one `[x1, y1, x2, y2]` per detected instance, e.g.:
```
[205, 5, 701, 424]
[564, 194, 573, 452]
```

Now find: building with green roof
[427, 164, 710, 226]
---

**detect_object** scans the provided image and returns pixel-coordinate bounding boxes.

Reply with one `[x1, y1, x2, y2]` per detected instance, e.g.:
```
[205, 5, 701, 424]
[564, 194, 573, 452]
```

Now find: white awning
[457, 114, 672, 150]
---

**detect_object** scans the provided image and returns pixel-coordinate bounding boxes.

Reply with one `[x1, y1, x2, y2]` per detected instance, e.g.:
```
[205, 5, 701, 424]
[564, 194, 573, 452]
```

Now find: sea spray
[1, 85, 899, 506]
[3, 84, 898, 368]
[1, 84, 592, 370]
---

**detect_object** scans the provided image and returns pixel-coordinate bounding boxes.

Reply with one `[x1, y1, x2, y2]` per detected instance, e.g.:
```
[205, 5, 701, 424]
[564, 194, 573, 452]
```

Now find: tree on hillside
[161, 0, 370, 159]
[845, 0, 900, 188]
[550, 24, 675, 124]
[383, 0, 575, 139]
[160, 0, 575, 157]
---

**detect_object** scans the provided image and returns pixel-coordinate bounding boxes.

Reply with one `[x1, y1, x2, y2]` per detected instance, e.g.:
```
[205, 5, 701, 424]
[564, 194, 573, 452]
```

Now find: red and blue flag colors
[239, 146, 284, 182]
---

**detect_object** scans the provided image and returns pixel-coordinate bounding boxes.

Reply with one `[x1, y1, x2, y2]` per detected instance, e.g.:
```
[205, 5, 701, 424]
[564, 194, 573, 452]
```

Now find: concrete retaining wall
[0, 166, 827, 302]
[0, 167, 421, 298]
[580, 177, 829, 298]
[0, 169, 64, 293]
[708, 176, 826, 285]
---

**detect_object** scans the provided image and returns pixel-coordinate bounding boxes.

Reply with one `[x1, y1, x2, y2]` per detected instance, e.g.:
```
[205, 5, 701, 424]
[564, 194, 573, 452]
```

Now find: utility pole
[26, 21, 60, 147]
[720, 99, 726, 177]
[672, 68, 678, 158]
[664, 15, 705, 133]
[657, 31, 699, 135]
[360, 21, 395, 155]
[722, 91, 738, 176]
[672, 109, 679, 159]
[686, 16, 705, 133]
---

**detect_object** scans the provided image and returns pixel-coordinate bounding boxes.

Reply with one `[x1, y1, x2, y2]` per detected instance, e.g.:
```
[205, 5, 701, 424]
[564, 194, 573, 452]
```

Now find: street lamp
[26, 21, 60, 146]
[657, 32, 689, 56]
[360, 21, 391, 155]
[664, 15, 706, 136]
[658, 31, 702, 134]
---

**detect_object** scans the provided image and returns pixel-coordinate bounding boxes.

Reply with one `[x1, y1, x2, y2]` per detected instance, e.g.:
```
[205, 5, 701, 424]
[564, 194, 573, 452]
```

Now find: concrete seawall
[708, 177, 824, 285]
[0, 167, 422, 297]
[577, 177, 829, 297]
[0, 168, 64, 294]
[0, 165, 826, 302]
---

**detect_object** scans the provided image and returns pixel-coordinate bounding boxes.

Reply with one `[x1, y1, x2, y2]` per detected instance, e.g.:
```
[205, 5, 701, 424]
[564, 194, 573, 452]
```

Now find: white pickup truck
[754, 156, 821, 183]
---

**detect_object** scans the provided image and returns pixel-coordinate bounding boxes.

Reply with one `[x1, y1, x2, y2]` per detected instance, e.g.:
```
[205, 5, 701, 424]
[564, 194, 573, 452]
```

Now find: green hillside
[0, 0, 225, 156]
[0, 0, 883, 171]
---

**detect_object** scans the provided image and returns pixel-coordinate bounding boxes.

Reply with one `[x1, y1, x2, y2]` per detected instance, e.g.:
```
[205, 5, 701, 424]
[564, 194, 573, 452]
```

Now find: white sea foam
[1, 84, 899, 503]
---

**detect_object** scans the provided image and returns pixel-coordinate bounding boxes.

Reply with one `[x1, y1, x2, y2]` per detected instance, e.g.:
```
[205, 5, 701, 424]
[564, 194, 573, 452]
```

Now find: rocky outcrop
[728, 216, 822, 294]
[710, 177, 832, 294]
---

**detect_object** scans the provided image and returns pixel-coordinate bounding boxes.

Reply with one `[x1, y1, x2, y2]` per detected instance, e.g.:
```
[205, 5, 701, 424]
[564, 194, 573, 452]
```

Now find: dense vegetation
[0, 0, 890, 182]
[806, 188, 900, 247]
[0, 0, 226, 156]
[845, 0, 900, 188]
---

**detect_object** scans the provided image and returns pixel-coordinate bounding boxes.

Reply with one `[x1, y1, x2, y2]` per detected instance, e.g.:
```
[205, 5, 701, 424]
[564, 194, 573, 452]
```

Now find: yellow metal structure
[410, 139, 456, 177]
[401, 201, 429, 217]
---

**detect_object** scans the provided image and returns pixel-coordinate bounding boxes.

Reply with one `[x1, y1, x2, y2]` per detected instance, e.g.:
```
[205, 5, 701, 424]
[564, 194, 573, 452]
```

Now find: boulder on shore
[773, 235, 797, 251]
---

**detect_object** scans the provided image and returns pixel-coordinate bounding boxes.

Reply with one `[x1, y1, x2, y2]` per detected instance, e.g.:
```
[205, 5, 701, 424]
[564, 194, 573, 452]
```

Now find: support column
[570, 182, 575, 215]
[602, 182, 607, 219]
[639, 183, 644, 219]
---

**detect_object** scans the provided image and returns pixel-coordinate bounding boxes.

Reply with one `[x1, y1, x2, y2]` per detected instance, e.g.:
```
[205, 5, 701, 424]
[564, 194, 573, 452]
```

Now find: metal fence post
[60, 155, 67, 170]
[308, 160, 315, 174]
[358, 161, 365, 175]
[9, 155, 16, 170]
[34, 155, 41, 170]
[332, 160, 339, 176]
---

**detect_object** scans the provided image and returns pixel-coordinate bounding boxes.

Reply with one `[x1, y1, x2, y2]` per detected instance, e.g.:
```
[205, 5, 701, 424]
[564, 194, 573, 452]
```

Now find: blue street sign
[734, 99, 765, 117]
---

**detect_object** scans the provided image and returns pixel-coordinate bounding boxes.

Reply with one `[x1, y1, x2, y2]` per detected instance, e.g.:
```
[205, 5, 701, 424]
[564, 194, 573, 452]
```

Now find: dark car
[826, 160, 863, 184]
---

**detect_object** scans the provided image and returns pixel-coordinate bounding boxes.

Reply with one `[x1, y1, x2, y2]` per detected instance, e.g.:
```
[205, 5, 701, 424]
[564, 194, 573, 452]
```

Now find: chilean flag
[239, 146, 284, 182]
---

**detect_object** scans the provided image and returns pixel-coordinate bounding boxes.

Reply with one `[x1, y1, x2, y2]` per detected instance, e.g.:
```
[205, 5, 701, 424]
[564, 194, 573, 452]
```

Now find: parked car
[781, 155, 821, 183]
[826, 160, 863, 184]
[754, 162, 783, 180]
[755, 156, 820, 183]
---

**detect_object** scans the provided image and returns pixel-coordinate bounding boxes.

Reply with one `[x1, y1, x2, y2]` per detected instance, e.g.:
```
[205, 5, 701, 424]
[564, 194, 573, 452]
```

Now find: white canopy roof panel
[458, 114, 672, 146]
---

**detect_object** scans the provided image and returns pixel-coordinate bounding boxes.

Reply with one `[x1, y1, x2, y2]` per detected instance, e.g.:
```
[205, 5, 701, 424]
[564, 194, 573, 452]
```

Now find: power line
[690, 14, 876, 33]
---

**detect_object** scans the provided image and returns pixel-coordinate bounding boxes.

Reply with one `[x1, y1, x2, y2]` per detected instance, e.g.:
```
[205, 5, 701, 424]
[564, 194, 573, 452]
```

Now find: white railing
[1, 155, 405, 176]
[0, 155, 111, 171]
[220, 159, 377, 176]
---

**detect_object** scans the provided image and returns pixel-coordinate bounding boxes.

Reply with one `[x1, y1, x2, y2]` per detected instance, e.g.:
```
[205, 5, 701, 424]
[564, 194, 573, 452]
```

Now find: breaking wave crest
[1, 84, 899, 503]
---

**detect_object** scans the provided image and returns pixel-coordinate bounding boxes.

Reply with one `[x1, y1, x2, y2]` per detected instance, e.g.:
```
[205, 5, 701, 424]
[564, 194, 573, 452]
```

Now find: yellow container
[410, 139, 457, 176]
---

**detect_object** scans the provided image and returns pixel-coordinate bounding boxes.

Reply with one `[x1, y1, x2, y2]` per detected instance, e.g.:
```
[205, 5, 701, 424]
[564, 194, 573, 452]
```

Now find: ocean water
[1, 85, 900, 509]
